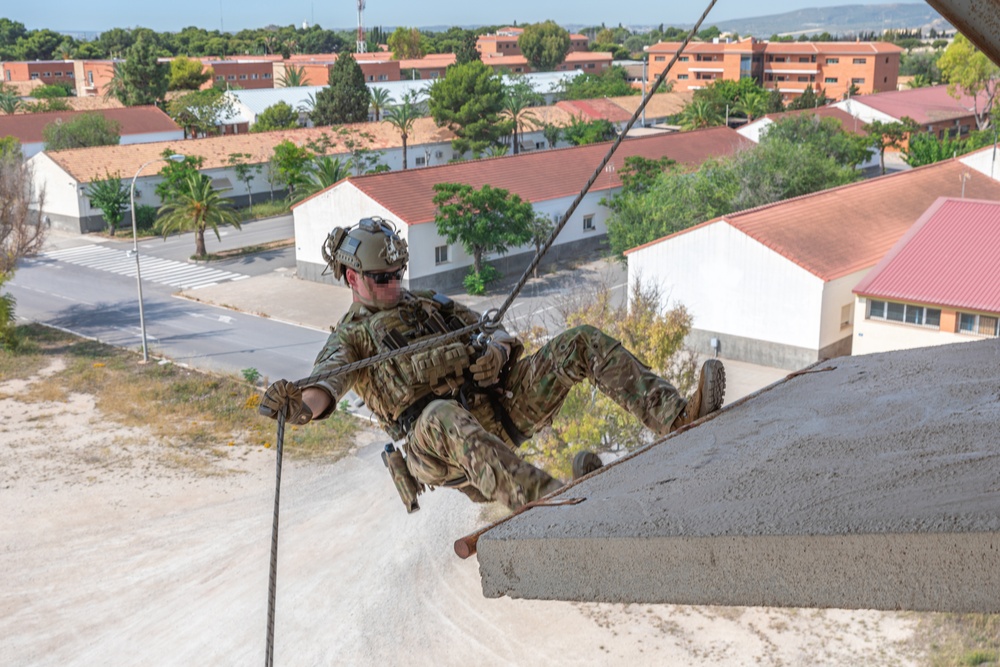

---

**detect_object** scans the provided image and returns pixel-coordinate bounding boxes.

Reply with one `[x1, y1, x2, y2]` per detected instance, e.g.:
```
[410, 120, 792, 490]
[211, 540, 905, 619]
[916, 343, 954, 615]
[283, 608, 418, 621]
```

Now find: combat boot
[572, 451, 604, 480]
[670, 359, 726, 431]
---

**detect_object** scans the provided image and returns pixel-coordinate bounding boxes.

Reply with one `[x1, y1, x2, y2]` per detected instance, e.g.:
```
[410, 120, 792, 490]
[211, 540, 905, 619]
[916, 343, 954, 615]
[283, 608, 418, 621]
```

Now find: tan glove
[469, 332, 513, 387]
[258, 379, 313, 425]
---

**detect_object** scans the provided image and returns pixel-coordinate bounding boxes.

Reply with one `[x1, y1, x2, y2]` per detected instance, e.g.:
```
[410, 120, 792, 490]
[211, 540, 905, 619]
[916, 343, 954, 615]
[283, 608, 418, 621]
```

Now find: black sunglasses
[363, 268, 404, 284]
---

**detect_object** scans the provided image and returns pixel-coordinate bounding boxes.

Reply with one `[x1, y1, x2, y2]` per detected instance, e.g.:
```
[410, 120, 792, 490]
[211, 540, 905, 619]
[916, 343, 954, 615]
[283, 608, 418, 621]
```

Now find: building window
[429, 71, 440, 79]
[87, 71, 94, 84]
[679, 56, 688, 62]
[535, 141, 545, 149]
[43, 71, 51, 77]
[239, 74, 247, 80]
[798, 76, 810, 82]
[960, 124, 971, 134]
[66, 72, 74, 78]
[216, 75, 224, 80]
[654, 56, 666, 62]
[227, 75, 236, 80]
[4, 70, 10, 81]
[798, 56, 810, 63]
[825, 77, 838, 84]
[367, 75, 374, 81]
[263, 73, 272, 79]
[868, 300, 941, 327]
[583, 215, 595, 232]
[30, 72, 39, 79]
[678, 74, 689, 80]
[826, 57, 840, 64]
[852, 77, 865, 84]
[415, 156, 426, 166]
[959, 313, 999, 337]
[587, 63, 595, 69]
[251, 73, 258, 79]
[434, 245, 449, 265]
[514, 67, 523, 72]
[853, 57, 867, 64]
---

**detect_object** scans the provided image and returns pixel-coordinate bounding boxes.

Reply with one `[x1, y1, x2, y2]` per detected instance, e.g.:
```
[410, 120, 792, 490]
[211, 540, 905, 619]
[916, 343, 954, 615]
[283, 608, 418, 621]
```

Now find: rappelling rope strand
[495, 0, 718, 322]
[264, 412, 286, 667]
[264, 3, 716, 660]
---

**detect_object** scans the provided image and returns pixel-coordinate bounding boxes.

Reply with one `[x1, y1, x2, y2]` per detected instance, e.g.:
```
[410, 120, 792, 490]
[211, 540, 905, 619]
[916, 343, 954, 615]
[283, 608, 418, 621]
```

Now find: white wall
[833, 99, 897, 124]
[626, 221, 826, 349]
[737, 118, 772, 143]
[27, 153, 82, 219]
[851, 296, 991, 355]
[817, 268, 870, 350]
[120, 130, 185, 146]
[960, 146, 1000, 181]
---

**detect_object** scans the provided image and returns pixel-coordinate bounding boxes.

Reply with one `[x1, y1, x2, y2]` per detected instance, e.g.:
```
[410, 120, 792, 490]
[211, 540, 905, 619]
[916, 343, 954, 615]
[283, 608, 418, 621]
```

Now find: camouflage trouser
[405, 325, 686, 510]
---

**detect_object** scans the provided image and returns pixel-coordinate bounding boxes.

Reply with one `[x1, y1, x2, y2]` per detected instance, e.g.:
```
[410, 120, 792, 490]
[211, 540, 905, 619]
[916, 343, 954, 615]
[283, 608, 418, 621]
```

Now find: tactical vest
[349, 292, 473, 438]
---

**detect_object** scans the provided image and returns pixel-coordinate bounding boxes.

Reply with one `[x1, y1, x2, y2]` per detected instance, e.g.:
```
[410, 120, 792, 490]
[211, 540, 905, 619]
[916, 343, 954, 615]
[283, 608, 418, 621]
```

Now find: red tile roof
[299, 127, 751, 223]
[626, 160, 1000, 281]
[853, 197, 1000, 313]
[556, 98, 634, 124]
[0, 106, 180, 144]
[848, 85, 985, 125]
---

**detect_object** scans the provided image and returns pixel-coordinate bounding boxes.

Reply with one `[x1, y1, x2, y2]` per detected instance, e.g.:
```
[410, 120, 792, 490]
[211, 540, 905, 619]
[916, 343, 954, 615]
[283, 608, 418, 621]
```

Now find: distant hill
[708, 4, 953, 37]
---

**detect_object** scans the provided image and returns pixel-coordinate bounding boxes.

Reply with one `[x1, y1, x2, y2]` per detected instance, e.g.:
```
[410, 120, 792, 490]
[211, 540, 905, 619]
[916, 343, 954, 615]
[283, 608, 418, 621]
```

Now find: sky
[10, 0, 928, 34]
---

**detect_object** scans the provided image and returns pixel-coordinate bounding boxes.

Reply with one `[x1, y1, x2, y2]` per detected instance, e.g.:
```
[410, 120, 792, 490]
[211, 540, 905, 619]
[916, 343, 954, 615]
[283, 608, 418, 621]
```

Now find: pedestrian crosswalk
[41, 245, 251, 290]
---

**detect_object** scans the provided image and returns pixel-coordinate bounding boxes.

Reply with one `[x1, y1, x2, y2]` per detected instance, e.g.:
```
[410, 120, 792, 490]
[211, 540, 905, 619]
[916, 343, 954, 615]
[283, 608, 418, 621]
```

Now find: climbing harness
[263, 2, 718, 662]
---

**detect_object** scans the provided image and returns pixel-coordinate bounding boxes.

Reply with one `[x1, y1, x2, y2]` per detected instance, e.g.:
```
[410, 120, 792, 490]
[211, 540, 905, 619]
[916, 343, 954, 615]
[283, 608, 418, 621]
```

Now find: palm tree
[277, 65, 308, 88]
[678, 99, 724, 131]
[736, 91, 770, 122]
[383, 92, 420, 169]
[155, 173, 241, 258]
[0, 89, 21, 115]
[369, 86, 391, 122]
[292, 155, 353, 202]
[907, 74, 932, 89]
[502, 85, 541, 155]
[103, 63, 127, 103]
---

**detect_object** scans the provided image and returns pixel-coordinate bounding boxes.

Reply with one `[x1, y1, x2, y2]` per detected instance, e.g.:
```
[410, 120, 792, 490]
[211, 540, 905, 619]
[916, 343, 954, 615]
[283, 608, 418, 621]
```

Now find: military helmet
[322, 216, 408, 282]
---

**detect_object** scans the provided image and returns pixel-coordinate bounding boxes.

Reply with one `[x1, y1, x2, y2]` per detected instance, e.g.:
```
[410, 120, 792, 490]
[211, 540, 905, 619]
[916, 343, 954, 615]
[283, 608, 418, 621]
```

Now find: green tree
[270, 140, 314, 195]
[678, 99, 724, 130]
[227, 152, 263, 208]
[42, 113, 121, 150]
[735, 90, 771, 121]
[1, 151, 47, 348]
[605, 138, 859, 256]
[902, 129, 993, 167]
[85, 171, 131, 235]
[542, 122, 561, 148]
[528, 213, 554, 278]
[0, 136, 21, 159]
[502, 76, 542, 154]
[562, 116, 615, 145]
[382, 92, 421, 169]
[167, 88, 235, 138]
[155, 150, 205, 203]
[156, 173, 240, 258]
[168, 56, 213, 90]
[0, 88, 21, 115]
[523, 279, 697, 478]
[785, 86, 829, 110]
[111, 34, 169, 106]
[428, 60, 512, 157]
[369, 86, 391, 122]
[96, 27, 134, 58]
[938, 33, 1000, 130]
[32, 83, 73, 98]
[865, 117, 920, 174]
[311, 54, 369, 125]
[518, 20, 571, 71]
[277, 64, 309, 88]
[454, 31, 479, 66]
[560, 65, 638, 100]
[762, 115, 872, 168]
[292, 155, 352, 203]
[387, 27, 425, 59]
[432, 182, 534, 275]
[252, 101, 300, 132]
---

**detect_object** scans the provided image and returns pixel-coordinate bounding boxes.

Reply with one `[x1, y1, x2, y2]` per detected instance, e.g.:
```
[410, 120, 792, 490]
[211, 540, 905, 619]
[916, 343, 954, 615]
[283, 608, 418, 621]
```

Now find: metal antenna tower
[356, 0, 367, 53]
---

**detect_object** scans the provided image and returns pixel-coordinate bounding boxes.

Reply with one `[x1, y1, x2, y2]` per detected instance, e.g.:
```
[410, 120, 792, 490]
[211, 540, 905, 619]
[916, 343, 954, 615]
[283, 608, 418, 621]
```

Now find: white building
[293, 127, 750, 291]
[625, 159, 1000, 370]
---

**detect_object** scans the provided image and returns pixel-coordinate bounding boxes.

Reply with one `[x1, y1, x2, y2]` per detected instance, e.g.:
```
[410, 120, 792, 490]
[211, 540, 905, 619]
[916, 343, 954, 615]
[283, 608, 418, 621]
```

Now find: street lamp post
[130, 154, 184, 363]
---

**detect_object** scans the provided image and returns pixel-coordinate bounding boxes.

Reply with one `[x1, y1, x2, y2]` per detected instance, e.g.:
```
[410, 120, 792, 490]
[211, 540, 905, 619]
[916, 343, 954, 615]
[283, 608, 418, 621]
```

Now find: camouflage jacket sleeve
[303, 311, 364, 421]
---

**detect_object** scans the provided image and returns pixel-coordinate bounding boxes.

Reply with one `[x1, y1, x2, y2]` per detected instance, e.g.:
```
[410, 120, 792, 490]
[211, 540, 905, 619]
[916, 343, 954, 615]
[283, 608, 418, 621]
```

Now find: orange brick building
[646, 38, 902, 101]
[2, 60, 77, 88]
[476, 27, 589, 58]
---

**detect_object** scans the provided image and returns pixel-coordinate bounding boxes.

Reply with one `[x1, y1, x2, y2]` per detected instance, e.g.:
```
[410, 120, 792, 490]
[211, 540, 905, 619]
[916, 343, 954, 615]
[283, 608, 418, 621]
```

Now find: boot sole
[699, 359, 726, 419]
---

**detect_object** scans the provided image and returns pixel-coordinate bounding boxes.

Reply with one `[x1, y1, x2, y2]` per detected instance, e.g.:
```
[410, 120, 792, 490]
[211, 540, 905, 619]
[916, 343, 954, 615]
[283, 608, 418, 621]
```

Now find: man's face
[348, 267, 404, 310]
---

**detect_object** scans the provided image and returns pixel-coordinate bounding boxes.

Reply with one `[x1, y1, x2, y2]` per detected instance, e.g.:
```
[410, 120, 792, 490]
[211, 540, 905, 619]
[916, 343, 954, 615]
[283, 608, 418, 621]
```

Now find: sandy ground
[1, 360, 922, 666]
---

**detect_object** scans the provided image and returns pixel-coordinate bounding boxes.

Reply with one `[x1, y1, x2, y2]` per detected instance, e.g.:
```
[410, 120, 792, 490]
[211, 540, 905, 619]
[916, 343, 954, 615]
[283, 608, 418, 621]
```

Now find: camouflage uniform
[307, 291, 686, 510]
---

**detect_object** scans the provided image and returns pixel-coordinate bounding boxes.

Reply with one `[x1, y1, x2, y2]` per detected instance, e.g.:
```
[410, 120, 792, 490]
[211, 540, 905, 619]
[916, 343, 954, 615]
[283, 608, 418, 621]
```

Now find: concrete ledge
[477, 338, 1000, 611]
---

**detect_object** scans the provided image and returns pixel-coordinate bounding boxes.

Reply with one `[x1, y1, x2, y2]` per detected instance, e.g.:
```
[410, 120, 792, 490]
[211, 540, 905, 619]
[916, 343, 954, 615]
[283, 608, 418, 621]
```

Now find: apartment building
[480, 50, 612, 75]
[476, 26, 589, 58]
[276, 54, 400, 87]
[2, 60, 77, 88]
[646, 38, 902, 101]
[204, 59, 275, 90]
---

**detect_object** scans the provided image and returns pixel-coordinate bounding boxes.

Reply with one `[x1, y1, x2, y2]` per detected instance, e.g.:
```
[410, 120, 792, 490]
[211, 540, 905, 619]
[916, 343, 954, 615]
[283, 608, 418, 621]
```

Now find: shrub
[133, 205, 158, 233]
[463, 264, 500, 295]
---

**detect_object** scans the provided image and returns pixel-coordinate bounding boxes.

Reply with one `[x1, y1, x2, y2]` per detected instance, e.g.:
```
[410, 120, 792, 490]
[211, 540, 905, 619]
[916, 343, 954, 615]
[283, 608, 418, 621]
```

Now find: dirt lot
[1, 359, 923, 666]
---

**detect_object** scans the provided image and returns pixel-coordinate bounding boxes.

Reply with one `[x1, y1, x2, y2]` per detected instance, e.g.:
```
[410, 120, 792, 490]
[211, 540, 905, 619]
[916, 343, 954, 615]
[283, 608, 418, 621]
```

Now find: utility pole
[356, 0, 367, 53]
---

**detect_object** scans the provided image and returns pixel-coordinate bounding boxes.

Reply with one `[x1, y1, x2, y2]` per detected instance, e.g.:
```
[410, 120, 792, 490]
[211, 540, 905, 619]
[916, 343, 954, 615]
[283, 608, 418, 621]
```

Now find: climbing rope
[264, 2, 717, 662]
